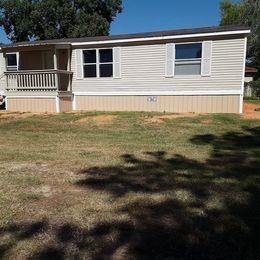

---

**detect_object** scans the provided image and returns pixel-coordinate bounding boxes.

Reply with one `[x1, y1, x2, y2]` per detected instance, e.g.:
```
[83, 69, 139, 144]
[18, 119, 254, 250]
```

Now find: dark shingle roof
[245, 66, 258, 73]
[1, 25, 250, 48]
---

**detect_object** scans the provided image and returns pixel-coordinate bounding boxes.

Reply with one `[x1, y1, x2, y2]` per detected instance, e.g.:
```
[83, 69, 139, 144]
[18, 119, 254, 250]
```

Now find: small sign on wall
[147, 96, 157, 102]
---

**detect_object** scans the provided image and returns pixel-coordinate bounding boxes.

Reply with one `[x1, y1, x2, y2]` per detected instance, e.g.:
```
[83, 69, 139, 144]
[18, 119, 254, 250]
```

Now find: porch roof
[0, 43, 71, 52]
[0, 25, 250, 50]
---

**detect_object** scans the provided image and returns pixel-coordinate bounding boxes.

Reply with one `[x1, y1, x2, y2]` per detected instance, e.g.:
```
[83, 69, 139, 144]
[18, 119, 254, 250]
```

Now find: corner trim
[72, 95, 77, 110]
[239, 37, 247, 114]
[56, 96, 60, 113]
[5, 96, 8, 110]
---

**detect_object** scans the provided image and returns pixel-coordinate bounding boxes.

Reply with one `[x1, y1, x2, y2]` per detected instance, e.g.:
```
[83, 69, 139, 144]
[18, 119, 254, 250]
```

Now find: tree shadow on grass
[1, 126, 260, 259]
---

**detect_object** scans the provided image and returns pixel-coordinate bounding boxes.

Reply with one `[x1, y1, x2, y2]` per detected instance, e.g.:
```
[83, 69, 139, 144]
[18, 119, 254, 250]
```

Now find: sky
[0, 0, 236, 43]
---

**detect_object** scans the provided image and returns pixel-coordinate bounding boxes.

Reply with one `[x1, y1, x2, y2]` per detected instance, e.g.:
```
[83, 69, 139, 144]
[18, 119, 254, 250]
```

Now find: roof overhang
[0, 43, 71, 51]
[0, 26, 250, 50]
[71, 29, 251, 46]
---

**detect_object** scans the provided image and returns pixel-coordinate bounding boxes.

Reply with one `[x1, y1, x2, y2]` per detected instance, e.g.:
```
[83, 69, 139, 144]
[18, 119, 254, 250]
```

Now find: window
[99, 49, 113, 77]
[175, 43, 202, 75]
[6, 53, 18, 71]
[83, 49, 113, 78]
[83, 50, 97, 77]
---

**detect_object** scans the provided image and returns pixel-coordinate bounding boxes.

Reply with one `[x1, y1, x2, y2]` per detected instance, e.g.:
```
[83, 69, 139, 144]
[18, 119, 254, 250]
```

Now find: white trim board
[55, 96, 60, 113]
[5, 97, 8, 110]
[72, 95, 77, 110]
[73, 90, 242, 96]
[239, 37, 247, 114]
[71, 30, 250, 46]
[6, 96, 57, 99]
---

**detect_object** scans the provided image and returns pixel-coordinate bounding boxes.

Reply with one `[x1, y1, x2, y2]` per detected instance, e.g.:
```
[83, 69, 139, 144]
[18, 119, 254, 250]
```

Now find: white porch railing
[5, 70, 73, 92]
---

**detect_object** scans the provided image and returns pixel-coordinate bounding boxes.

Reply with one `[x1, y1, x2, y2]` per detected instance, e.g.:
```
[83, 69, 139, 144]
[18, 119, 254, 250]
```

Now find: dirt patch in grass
[74, 115, 116, 125]
[242, 102, 260, 119]
[201, 119, 213, 124]
[142, 113, 198, 123]
[0, 111, 35, 121]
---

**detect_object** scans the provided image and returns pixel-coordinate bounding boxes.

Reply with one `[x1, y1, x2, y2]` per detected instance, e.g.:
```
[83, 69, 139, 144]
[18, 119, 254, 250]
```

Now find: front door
[57, 49, 69, 70]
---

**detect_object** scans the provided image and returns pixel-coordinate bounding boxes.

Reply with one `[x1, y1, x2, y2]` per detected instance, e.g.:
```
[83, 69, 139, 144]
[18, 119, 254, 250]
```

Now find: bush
[245, 80, 260, 98]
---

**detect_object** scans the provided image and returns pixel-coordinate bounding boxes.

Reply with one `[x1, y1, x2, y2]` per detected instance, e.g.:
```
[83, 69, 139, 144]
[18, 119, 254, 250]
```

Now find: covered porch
[3, 43, 73, 93]
[2, 43, 74, 112]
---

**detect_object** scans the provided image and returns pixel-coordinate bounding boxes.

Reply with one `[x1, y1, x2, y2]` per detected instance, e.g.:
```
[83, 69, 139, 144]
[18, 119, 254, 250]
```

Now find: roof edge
[0, 25, 250, 49]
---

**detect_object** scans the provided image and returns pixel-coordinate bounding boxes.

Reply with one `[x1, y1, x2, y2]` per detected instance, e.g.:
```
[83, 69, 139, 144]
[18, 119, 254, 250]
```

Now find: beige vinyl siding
[7, 98, 56, 112]
[71, 38, 245, 94]
[76, 95, 240, 113]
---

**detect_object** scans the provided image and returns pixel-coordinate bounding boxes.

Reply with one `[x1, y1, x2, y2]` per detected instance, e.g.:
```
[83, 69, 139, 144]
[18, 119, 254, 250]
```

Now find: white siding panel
[71, 38, 245, 94]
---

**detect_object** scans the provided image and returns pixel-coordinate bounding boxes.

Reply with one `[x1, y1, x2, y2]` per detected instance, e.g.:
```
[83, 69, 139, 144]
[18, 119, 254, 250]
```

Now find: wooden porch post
[67, 48, 71, 71]
[54, 48, 58, 70]
[54, 48, 59, 90]
[67, 48, 72, 91]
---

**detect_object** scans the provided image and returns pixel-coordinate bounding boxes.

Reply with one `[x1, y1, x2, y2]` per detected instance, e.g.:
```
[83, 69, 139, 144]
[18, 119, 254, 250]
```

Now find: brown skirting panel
[76, 95, 240, 113]
[7, 97, 56, 113]
[59, 96, 73, 112]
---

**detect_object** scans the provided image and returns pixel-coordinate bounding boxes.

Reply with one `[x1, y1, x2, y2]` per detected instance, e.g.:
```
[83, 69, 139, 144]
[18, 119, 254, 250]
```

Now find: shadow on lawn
[1, 126, 260, 259]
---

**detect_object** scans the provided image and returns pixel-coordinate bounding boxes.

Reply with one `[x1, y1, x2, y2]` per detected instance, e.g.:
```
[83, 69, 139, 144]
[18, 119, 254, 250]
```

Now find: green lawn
[244, 98, 260, 105]
[0, 111, 260, 259]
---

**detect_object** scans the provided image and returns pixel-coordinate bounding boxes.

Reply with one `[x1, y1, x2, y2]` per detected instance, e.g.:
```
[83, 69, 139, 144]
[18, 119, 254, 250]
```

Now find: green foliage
[0, 0, 122, 42]
[220, 0, 242, 26]
[246, 80, 260, 97]
[0, 0, 34, 42]
[220, 0, 260, 78]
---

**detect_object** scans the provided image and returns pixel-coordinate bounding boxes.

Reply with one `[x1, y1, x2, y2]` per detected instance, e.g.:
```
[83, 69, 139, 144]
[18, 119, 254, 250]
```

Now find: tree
[0, 0, 34, 42]
[0, 0, 122, 42]
[220, 0, 260, 79]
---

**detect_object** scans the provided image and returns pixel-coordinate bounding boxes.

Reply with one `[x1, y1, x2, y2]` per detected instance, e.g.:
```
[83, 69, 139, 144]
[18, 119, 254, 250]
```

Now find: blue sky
[0, 0, 235, 43]
[111, 0, 224, 35]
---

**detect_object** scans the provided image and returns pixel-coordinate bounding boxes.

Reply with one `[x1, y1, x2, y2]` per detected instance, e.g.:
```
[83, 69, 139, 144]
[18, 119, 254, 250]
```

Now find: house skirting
[74, 95, 241, 113]
[6, 94, 241, 113]
[6, 95, 73, 113]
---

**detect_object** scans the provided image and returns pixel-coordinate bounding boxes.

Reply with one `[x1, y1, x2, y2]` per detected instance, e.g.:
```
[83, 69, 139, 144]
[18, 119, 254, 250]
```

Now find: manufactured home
[0, 25, 250, 113]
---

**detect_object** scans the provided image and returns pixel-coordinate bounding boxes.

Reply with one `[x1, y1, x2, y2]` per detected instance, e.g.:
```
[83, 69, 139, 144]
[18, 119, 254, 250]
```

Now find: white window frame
[82, 49, 97, 78]
[98, 49, 113, 78]
[175, 42, 202, 76]
[6, 52, 19, 71]
[83, 48, 113, 78]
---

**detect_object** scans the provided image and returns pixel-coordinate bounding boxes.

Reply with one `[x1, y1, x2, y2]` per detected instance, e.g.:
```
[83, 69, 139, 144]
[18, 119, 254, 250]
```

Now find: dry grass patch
[74, 115, 116, 125]
[242, 102, 260, 120]
[201, 119, 213, 124]
[142, 113, 198, 123]
[0, 111, 35, 121]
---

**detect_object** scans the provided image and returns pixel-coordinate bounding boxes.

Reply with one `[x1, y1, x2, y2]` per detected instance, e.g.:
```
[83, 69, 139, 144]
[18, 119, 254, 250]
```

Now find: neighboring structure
[244, 66, 258, 97]
[245, 66, 257, 83]
[0, 25, 250, 113]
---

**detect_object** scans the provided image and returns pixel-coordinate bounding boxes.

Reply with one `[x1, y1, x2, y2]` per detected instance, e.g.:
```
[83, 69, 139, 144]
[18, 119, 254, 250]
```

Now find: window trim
[82, 48, 113, 78]
[82, 49, 97, 78]
[174, 42, 202, 76]
[6, 52, 19, 71]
